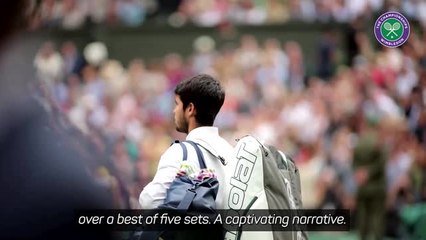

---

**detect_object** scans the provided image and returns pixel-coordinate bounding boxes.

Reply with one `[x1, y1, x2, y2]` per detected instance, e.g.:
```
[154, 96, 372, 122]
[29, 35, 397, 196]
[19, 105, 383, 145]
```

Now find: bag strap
[175, 139, 208, 169]
[182, 140, 207, 169]
[178, 142, 188, 161]
[176, 140, 207, 211]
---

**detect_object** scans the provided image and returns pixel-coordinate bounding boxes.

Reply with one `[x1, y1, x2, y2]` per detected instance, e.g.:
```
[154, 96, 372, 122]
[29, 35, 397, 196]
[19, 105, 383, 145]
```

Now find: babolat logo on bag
[228, 142, 258, 209]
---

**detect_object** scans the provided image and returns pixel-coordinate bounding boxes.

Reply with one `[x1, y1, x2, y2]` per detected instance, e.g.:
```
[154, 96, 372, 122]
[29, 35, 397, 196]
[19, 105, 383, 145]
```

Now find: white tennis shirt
[139, 126, 234, 209]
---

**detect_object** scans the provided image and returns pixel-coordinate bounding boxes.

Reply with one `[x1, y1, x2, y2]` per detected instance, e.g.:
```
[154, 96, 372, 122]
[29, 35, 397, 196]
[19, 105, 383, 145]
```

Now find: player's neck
[187, 120, 201, 134]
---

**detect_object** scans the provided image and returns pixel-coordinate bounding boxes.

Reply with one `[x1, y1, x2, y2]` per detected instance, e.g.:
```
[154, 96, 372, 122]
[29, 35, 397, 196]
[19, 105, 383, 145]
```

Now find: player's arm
[139, 144, 182, 209]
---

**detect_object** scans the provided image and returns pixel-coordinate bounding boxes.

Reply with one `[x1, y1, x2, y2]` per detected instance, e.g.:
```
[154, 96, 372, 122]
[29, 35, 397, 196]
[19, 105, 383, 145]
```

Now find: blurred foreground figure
[353, 120, 386, 240]
[0, 1, 113, 239]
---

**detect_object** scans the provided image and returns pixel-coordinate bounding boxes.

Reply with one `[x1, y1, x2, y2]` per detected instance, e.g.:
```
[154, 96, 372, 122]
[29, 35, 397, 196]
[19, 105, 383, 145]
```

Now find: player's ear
[187, 102, 196, 117]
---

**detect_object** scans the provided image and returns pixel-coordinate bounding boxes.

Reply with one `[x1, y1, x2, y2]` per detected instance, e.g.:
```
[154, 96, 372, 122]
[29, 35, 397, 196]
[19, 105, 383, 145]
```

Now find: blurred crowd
[32, 0, 426, 28]
[34, 22, 426, 238]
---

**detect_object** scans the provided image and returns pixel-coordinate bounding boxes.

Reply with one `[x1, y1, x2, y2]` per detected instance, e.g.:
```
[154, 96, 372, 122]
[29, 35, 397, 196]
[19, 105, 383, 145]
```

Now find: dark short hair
[174, 74, 225, 126]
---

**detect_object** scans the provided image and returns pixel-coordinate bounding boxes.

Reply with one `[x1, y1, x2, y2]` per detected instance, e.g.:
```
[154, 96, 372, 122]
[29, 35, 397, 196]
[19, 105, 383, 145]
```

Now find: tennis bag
[224, 135, 308, 240]
[136, 140, 223, 240]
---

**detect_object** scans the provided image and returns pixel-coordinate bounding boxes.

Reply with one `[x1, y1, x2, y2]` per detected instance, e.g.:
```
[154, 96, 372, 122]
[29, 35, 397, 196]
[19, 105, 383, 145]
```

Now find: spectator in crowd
[353, 119, 387, 240]
[61, 41, 86, 76]
[317, 30, 337, 81]
[410, 144, 426, 202]
[285, 41, 306, 92]
[34, 41, 64, 88]
[81, 64, 106, 102]
[61, 0, 87, 29]
[115, 0, 146, 26]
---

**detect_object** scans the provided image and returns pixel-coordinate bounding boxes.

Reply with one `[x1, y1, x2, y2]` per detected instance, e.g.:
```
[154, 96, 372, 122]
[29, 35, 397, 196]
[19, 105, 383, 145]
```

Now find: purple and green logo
[374, 11, 410, 48]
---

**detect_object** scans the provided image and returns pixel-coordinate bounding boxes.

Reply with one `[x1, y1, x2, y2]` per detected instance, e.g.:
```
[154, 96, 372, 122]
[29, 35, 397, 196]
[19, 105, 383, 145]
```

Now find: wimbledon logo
[374, 12, 410, 48]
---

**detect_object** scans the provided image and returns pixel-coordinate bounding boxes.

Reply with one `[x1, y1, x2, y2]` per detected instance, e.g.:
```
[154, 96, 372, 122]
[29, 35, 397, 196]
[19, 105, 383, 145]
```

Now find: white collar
[186, 126, 219, 141]
[186, 126, 226, 164]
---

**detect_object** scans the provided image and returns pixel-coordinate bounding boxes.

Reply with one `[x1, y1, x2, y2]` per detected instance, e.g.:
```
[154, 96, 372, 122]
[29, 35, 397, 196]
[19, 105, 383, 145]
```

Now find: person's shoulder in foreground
[0, 2, 114, 239]
[139, 74, 233, 209]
